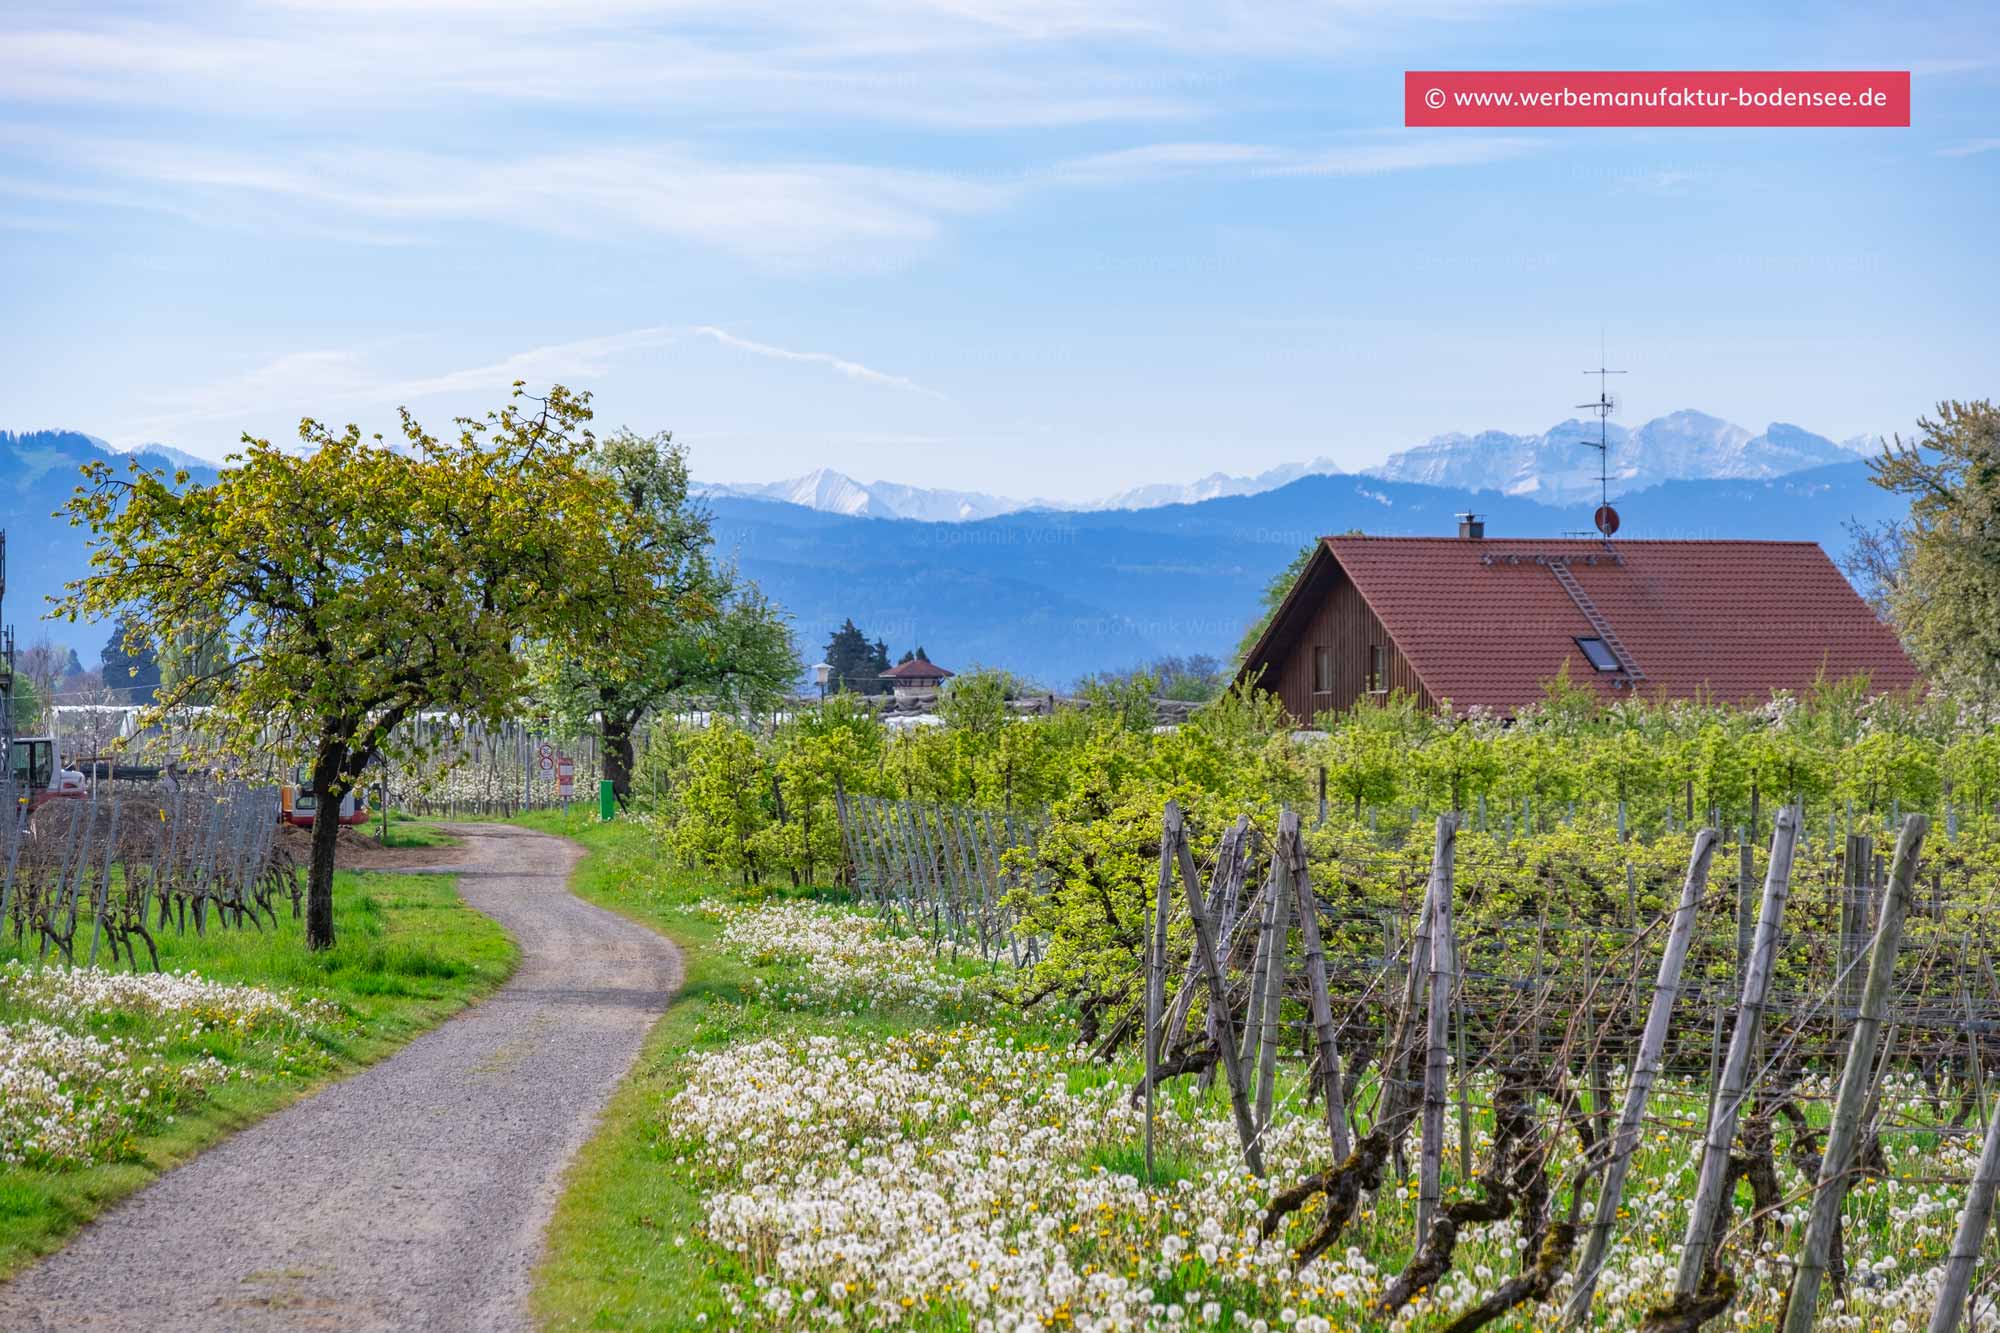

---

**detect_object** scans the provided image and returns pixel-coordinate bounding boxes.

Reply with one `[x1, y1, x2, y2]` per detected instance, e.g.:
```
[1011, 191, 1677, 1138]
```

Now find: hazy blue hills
[705, 461, 1904, 685]
[1, 427, 1903, 687]
[1, 432, 222, 661]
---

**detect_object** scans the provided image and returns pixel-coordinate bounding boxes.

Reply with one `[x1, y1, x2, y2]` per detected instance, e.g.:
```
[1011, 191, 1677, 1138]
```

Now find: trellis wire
[0, 780, 295, 971]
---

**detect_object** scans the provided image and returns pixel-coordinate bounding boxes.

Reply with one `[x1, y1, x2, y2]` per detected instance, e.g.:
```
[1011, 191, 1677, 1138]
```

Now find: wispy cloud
[110, 324, 937, 446]
[1938, 138, 2000, 157]
[0, 3, 1542, 126]
[14, 126, 1544, 269]
[691, 327, 945, 397]
[1044, 136, 1543, 187]
[13, 134, 1009, 265]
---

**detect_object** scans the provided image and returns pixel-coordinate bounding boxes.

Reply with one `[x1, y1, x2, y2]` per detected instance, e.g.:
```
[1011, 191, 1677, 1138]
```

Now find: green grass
[367, 808, 457, 847]
[518, 809, 1064, 1331]
[0, 866, 515, 1275]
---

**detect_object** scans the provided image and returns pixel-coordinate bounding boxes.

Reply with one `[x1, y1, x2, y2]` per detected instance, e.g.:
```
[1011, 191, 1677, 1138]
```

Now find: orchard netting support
[0, 779, 294, 971]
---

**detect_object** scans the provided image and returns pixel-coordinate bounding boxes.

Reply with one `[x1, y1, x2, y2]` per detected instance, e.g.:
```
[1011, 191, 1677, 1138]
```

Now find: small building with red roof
[1238, 520, 1918, 724]
[881, 656, 955, 703]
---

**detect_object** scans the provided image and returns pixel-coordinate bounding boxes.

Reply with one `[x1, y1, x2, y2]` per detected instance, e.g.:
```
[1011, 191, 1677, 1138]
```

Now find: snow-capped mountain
[702, 468, 1030, 522]
[1366, 410, 1867, 505]
[699, 412, 1876, 521]
[120, 441, 217, 471]
[707, 459, 1350, 521]
[1093, 457, 1344, 510]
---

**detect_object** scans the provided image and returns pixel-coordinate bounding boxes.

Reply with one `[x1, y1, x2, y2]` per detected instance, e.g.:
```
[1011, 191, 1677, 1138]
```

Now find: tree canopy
[58, 384, 663, 947]
[823, 619, 891, 694]
[1856, 400, 2000, 703]
[99, 614, 161, 704]
[1235, 543, 1317, 661]
[528, 428, 796, 801]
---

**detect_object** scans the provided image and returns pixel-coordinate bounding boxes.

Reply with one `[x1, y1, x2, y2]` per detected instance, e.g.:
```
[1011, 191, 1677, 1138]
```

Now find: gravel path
[0, 822, 681, 1332]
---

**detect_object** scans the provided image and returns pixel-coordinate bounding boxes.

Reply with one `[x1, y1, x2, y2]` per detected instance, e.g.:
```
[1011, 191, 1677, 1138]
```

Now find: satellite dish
[1594, 504, 1621, 537]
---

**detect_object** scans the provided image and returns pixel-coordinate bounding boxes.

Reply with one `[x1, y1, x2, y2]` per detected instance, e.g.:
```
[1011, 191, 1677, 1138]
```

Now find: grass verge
[0, 865, 515, 1275]
[519, 809, 1059, 1331]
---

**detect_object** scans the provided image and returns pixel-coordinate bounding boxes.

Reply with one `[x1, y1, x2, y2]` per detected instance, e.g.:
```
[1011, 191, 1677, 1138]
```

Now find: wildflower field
[524, 809, 1996, 1333]
[0, 862, 513, 1272]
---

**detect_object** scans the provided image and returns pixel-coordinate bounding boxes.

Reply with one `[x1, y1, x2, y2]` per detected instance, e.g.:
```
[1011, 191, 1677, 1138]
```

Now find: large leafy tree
[58, 385, 661, 949]
[823, 619, 891, 695]
[1852, 400, 2000, 701]
[99, 614, 161, 704]
[529, 429, 794, 802]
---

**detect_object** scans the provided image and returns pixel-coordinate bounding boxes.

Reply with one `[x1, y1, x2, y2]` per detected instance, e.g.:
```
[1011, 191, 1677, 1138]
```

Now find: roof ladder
[1548, 558, 1646, 682]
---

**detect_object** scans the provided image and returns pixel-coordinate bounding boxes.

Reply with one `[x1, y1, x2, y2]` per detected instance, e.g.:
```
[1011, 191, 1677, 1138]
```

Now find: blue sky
[3, 1, 1995, 501]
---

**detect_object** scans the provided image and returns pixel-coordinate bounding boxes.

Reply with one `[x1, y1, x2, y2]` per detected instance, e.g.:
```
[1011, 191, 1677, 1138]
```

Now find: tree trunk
[307, 743, 346, 950]
[600, 703, 638, 804]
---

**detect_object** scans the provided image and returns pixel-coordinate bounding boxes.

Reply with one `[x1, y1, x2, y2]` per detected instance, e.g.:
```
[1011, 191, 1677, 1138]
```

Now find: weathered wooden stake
[1168, 801, 1263, 1176]
[1240, 858, 1284, 1073]
[1252, 826, 1293, 1134]
[1160, 818, 1245, 1045]
[1145, 802, 1172, 1184]
[1383, 882, 1433, 1176]
[1931, 1047, 2000, 1332]
[1417, 813, 1458, 1247]
[1786, 814, 1928, 1333]
[1286, 815, 1352, 1161]
[1736, 829, 1754, 975]
[1566, 828, 1718, 1327]
[1673, 804, 1800, 1298]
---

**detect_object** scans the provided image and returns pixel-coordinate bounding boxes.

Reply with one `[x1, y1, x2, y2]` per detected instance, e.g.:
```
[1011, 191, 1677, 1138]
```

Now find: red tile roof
[881, 659, 954, 682]
[1319, 537, 1917, 710]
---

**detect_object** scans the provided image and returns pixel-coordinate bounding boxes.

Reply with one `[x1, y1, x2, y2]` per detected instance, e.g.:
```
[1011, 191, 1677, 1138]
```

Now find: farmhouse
[1237, 520, 1918, 724]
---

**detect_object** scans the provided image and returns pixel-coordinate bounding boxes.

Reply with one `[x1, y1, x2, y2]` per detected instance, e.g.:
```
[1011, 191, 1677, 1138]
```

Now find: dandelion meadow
[0, 863, 512, 1272]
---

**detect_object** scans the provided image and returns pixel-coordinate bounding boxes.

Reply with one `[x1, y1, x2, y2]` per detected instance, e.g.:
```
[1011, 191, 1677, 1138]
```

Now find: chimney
[1457, 512, 1485, 540]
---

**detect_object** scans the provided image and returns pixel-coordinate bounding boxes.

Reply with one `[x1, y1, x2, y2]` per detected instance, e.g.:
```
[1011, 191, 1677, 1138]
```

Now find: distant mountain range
[703, 409, 1874, 521]
[1369, 410, 1873, 505]
[1, 423, 1903, 686]
[704, 468, 1037, 523]
[692, 462, 1902, 685]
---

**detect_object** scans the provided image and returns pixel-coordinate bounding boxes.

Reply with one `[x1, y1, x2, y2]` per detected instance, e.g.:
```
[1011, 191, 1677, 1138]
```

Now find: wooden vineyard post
[1417, 813, 1458, 1248]
[1160, 819, 1246, 1048]
[859, 799, 897, 922]
[1145, 801, 1172, 1184]
[1285, 814, 1352, 1161]
[1672, 804, 1800, 1300]
[1566, 828, 1719, 1327]
[1166, 800, 1264, 1175]
[1627, 861, 1642, 1029]
[1240, 856, 1283, 1075]
[1736, 829, 1754, 976]
[980, 810, 1024, 968]
[1931, 1053, 2000, 1332]
[1382, 883, 1434, 1176]
[1785, 814, 1928, 1333]
[832, 784, 863, 902]
[86, 799, 122, 969]
[1252, 816, 1294, 1134]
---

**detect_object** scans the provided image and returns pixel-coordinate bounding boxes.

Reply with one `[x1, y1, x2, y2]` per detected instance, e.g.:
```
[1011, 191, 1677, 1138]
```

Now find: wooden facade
[1241, 549, 1429, 723]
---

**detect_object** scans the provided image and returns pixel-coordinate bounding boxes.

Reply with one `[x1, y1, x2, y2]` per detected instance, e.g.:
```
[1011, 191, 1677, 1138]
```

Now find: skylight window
[1576, 637, 1620, 672]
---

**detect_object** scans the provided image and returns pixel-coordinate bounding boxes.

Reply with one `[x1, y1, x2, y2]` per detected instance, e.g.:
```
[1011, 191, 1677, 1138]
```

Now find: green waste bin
[598, 779, 616, 822]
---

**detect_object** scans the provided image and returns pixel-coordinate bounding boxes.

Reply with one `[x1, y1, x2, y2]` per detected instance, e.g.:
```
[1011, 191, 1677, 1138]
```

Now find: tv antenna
[1576, 358, 1626, 537]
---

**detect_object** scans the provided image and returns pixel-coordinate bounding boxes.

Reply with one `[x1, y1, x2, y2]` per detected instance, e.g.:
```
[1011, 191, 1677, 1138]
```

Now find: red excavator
[7, 735, 88, 812]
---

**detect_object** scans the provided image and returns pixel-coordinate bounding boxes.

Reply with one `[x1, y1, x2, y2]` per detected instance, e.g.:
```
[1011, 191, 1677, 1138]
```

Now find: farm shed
[1237, 526, 1918, 724]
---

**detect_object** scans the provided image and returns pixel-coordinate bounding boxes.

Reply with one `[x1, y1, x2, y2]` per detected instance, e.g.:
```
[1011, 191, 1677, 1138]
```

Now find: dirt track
[0, 822, 681, 1332]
